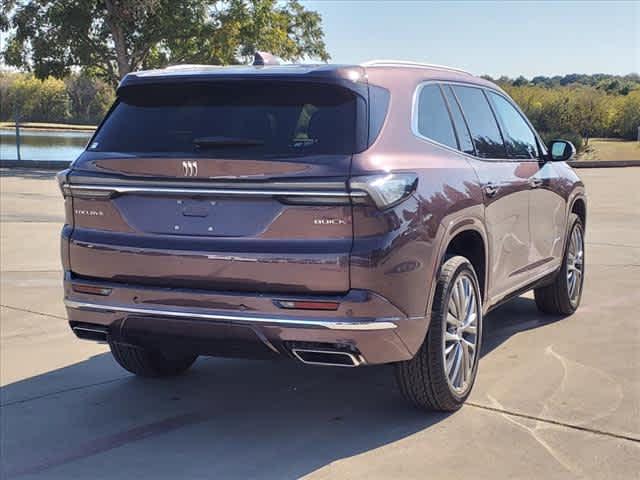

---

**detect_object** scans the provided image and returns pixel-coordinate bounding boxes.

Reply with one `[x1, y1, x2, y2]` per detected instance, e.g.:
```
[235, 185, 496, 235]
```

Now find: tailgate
[64, 80, 364, 294]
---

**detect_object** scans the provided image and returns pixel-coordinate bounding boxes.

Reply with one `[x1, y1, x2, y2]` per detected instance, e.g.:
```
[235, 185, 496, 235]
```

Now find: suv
[59, 57, 586, 411]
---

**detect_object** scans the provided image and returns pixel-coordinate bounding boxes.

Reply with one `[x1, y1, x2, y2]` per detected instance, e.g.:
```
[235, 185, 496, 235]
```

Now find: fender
[401, 217, 489, 356]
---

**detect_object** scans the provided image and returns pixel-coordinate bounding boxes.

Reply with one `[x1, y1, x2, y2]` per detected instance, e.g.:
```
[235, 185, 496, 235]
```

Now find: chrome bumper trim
[64, 299, 398, 331]
[63, 184, 368, 199]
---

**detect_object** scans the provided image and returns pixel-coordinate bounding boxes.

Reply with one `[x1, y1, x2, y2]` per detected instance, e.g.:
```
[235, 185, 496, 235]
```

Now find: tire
[395, 256, 483, 411]
[109, 341, 197, 377]
[534, 214, 585, 315]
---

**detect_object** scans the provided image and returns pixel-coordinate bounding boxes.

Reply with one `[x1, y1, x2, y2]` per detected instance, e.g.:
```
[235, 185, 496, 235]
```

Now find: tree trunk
[103, 0, 131, 80]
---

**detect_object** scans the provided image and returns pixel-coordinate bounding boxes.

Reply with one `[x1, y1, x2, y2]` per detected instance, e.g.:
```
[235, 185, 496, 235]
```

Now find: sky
[1, 1, 637, 78]
[301, 0, 639, 78]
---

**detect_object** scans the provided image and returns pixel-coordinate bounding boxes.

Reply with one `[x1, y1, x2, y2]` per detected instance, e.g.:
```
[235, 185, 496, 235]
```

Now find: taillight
[56, 169, 70, 197]
[350, 173, 418, 209]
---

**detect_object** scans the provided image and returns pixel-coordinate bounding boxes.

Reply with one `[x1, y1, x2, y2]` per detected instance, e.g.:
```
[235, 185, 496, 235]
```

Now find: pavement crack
[0, 304, 66, 320]
[466, 401, 639, 444]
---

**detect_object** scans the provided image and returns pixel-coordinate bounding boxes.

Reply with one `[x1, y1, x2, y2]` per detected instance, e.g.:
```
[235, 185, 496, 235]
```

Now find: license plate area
[123, 316, 278, 359]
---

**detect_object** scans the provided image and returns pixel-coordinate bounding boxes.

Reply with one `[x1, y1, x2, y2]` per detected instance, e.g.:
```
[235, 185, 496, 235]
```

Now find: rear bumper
[64, 275, 421, 365]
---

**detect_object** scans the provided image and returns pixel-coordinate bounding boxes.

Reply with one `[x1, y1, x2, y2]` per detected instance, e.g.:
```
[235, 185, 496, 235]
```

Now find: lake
[0, 128, 94, 162]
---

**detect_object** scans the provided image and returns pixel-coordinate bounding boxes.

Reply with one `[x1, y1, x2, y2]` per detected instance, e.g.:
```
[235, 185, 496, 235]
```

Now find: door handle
[529, 178, 543, 188]
[484, 183, 499, 197]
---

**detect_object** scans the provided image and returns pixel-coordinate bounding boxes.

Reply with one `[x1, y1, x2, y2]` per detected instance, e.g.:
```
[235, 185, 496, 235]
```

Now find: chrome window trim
[411, 79, 547, 163]
[64, 299, 399, 331]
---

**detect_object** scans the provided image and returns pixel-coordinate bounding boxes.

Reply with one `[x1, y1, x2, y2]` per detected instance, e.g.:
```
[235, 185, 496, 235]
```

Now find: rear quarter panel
[351, 68, 485, 354]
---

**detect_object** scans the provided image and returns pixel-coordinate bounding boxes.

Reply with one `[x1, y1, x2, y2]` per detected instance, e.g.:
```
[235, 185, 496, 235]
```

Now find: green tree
[4, 74, 70, 122]
[613, 91, 640, 140]
[1, 0, 329, 86]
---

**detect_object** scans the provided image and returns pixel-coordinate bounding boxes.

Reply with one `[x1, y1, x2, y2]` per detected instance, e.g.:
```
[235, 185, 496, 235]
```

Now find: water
[0, 128, 93, 162]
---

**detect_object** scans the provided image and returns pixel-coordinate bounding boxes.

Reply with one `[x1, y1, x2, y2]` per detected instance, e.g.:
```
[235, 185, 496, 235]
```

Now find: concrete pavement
[1, 167, 639, 479]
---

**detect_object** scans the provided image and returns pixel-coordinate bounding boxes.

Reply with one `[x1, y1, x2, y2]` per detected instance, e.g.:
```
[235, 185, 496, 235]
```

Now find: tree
[2, 74, 70, 122]
[613, 91, 640, 140]
[1, 0, 330, 86]
[65, 73, 115, 124]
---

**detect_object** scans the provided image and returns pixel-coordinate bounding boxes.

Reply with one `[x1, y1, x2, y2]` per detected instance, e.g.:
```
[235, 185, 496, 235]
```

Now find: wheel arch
[431, 220, 489, 312]
[442, 227, 488, 303]
[570, 195, 587, 228]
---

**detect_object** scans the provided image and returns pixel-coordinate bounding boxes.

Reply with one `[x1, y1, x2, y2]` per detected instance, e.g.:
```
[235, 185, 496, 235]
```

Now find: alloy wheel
[566, 224, 585, 306]
[443, 273, 479, 395]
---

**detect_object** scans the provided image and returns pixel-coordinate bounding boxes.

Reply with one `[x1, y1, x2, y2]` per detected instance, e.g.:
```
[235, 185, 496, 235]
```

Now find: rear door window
[442, 85, 475, 155]
[452, 85, 508, 159]
[90, 82, 358, 156]
[416, 84, 458, 149]
[487, 91, 539, 159]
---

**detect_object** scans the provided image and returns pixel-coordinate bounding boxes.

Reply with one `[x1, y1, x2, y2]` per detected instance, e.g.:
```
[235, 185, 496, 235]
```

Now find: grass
[578, 138, 640, 161]
[0, 121, 96, 132]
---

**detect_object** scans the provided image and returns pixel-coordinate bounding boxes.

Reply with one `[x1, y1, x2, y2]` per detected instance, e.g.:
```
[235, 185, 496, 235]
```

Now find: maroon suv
[59, 57, 586, 411]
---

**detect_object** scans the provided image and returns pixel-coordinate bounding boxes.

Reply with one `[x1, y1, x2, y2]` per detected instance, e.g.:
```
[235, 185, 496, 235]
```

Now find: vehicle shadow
[1, 296, 563, 479]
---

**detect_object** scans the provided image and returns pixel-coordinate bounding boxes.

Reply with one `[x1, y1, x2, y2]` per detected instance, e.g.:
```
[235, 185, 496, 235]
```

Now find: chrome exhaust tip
[291, 348, 364, 367]
[72, 324, 108, 343]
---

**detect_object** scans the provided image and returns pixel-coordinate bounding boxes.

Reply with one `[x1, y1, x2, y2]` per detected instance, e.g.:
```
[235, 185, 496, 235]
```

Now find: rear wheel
[534, 214, 585, 315]
[395, 256, 482, 411]
[109, 341, 197, 377]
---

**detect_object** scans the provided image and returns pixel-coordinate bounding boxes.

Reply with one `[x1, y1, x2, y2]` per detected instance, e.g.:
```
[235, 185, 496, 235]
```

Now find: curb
[569, 160, 640, 168]
[1, 160, 70, 170]
[2, 159, 640, 171]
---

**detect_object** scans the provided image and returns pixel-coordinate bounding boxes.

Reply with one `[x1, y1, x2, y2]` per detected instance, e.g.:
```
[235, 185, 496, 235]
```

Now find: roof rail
[361, 59, 472, 75]
[164, 64, 221, 70]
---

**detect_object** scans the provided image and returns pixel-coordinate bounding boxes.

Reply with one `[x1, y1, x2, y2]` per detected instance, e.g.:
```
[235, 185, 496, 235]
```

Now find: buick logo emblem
[182, 160, 198, 177]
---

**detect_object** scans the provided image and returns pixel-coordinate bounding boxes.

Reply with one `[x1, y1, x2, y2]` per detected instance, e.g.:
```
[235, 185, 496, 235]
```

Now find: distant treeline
[485, 73, 640, 149]
[1, 71, 639, 148]
[1, 71, 114, 125]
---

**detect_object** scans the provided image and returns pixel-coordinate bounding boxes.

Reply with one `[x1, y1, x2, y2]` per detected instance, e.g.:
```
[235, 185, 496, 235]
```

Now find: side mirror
[548, 140, 576, 162]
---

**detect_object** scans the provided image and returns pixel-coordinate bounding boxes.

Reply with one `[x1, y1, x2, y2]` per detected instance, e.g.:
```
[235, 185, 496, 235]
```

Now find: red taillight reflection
[275, 300, 339, 311]
[72, 284, 112, 296]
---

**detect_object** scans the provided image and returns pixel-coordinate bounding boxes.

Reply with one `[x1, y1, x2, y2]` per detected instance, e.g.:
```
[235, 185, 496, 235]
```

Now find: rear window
[90, 82, 358, 156]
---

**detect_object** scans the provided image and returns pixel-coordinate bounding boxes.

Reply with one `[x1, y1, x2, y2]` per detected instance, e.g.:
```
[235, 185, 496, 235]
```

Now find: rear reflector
[72, 284, 112, 296]
[275, 300, 339, 311]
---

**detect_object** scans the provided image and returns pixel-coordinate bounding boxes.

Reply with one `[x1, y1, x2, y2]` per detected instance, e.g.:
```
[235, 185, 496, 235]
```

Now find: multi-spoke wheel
[535, 213, 585, 315]
[395, 255, 483, 411]
[566, 224, 584, 307]
[444, 274, 479, 396]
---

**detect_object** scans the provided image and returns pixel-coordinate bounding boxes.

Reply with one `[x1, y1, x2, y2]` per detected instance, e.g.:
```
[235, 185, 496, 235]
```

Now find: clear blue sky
[301, 0, 639, 78]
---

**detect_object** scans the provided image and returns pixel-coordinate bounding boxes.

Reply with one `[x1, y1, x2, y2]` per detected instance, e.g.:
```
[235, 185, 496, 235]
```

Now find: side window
[487, 91, 539, 159]
[452, 85, 508, 159]
[442, 85, 475, 155]
[416, 84, 458, 150]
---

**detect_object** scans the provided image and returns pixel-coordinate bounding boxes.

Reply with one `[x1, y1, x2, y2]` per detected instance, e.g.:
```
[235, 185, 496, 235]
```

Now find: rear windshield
[90, 82, 358, 156]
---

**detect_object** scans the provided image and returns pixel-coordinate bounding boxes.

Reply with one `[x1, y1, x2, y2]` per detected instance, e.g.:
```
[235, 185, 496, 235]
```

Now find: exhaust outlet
[291, 348, 364, 367]
[72, 324, 108, 343]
